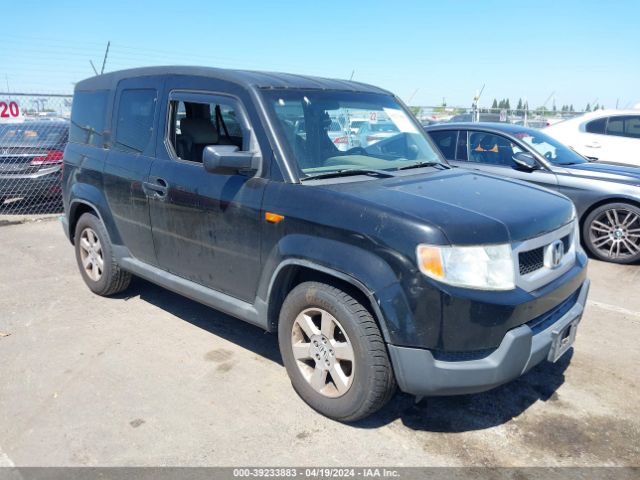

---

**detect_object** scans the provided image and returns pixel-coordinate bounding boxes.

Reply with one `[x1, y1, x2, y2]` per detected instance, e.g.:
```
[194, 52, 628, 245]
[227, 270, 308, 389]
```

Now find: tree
[517, 98, 523, 110]
[569, 104, 574, 112]
[505, 99, 511, 110]
[491, 99, 498, 109]
[585, 103, 591, 112]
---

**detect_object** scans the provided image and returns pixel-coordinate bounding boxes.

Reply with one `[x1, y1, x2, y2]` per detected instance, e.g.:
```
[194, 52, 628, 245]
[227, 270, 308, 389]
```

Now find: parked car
[425, 122, 640, 263]
[447, 112, 504, 123]
[0, 121, 68, 204]
[544, 110, 640, 166]
[326, 118, 351, 151]
[62, 67, 589, 421]
[357, 121, 399, 147]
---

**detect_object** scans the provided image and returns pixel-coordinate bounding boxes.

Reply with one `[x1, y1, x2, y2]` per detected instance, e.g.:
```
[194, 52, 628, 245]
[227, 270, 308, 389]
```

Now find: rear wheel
[74, 212, 131, 295]
[278, 282, 396, 422]
[583, 202, 640, 264]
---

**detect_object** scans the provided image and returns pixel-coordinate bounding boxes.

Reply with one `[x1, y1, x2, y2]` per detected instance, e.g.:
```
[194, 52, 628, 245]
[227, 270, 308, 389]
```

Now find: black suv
[62, 67, 589, 421]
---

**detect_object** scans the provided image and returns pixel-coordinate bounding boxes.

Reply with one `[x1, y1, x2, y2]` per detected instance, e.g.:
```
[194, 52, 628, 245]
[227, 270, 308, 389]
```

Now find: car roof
[424, 122, 538, 136]
[576, 109, 640, 118]
[75, 66, 391, 95]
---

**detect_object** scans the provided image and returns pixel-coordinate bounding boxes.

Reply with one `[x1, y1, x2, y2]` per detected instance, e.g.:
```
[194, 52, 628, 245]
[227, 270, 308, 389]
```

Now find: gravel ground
[0, 219, 638, 467]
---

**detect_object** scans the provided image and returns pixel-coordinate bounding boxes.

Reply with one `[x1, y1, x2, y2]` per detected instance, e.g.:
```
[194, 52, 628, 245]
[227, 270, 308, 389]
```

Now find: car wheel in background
[583, 202, 640, 264]
[74, 212, 132, 295]
[278, 281, 396, 422]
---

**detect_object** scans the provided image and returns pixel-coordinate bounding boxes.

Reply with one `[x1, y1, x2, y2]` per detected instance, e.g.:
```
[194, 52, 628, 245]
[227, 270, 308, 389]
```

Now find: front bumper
[388, 279, 590, 396]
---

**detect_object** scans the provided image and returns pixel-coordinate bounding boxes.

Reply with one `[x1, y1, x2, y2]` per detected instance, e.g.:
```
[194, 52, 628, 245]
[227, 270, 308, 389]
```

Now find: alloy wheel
[589, 207, 640, 260]
[79, 227, 104, 281]
[291, 307, 355, 398]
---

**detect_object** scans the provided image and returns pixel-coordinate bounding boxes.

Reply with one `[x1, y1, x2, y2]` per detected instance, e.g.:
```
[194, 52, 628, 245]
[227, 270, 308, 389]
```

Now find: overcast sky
[2, 0, 638, 108]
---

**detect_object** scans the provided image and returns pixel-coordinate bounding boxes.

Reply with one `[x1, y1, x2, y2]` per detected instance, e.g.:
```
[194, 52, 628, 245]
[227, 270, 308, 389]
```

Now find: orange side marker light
[265, 212, 285, 224]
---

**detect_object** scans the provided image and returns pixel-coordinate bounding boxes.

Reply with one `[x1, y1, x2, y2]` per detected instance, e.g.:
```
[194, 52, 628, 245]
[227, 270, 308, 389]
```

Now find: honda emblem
[545, 240, 565, 269]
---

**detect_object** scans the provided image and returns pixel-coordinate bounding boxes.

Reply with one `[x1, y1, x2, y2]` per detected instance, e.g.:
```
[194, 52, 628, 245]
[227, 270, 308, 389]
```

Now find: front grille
[526, 289, 580, 334]
[518, 233, 573, 276]
[519, 247, 544, 275]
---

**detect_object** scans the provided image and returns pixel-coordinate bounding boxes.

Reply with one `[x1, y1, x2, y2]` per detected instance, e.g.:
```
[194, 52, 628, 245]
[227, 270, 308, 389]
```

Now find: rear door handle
[142, 177, 169, 199]
[585, 142, 601, 148]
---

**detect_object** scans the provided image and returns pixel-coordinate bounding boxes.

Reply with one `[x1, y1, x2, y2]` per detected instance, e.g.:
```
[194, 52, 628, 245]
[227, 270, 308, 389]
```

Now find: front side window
[69, 90, 108, 147]
[512, 129, 587, 165]
[264, 90, 443, 176]
[114, 89, 156, 153]
[168, 97, 245, 163]
[468, 132, 520, 167]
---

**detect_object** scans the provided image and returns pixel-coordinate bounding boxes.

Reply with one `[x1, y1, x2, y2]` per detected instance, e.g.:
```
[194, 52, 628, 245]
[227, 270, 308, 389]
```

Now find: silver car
[426, 122, 640, 264]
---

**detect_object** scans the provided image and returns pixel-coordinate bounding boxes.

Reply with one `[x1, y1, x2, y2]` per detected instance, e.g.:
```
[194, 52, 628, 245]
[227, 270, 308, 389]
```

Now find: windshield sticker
[383, 108, 418, 133]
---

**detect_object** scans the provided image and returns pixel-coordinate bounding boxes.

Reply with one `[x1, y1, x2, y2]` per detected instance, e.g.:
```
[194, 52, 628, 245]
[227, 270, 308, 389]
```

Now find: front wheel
[278, 282, 396, 422]
[583, 202, 640, 264]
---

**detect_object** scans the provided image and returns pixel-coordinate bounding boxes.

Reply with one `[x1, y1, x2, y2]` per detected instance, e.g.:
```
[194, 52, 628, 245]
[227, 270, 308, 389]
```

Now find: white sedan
[544, 110, 640, 166]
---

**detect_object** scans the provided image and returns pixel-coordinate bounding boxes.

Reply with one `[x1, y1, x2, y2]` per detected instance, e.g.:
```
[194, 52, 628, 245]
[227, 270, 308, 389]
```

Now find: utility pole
[100, 41, 111, 75]
[472, 84, 485, 122]
[407, 88, 419, 105]
[89, 41, 110, 76]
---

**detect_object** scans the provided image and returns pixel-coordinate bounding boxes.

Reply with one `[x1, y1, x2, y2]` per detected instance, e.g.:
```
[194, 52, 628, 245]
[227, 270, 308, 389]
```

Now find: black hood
[565, 161, 640, 185]
[328, 169, 575, 245]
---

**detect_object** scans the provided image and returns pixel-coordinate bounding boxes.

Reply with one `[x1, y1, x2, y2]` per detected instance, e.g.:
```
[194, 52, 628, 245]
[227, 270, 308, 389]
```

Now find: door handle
[585, 142, 601, 148]
[142, 177, 169, 199]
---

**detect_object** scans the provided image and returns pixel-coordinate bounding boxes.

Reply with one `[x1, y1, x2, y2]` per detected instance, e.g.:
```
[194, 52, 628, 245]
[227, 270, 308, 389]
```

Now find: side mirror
[203, 145, 258, 175]
[512, 152, 539, 171]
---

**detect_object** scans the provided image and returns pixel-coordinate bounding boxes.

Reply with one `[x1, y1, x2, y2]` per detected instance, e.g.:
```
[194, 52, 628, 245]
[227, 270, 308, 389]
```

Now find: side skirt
[118, 255, 267, 330]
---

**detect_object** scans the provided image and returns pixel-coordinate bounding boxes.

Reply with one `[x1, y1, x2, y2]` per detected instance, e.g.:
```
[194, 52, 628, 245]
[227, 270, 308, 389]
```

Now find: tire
[74, 212, 132, 296]
[278, 281, 396, 422]
[582, 202, 640, 264]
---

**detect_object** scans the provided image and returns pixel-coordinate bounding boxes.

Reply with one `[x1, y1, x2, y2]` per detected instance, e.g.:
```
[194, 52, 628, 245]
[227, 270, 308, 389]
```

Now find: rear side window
[69, 90, 108, 147]
[114, 89, 156, 153]
[605, 116, 640, 139]
[585, 118, 606, 134]
[428, 130, 456, 160]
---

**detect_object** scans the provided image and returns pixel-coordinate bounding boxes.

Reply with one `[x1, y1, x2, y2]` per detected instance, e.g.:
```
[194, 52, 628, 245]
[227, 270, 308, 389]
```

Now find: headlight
[416, 243, 515, 290]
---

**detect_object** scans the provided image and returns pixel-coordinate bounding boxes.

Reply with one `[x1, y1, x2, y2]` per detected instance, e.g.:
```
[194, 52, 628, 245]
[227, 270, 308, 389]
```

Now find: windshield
[0, 123, 67, 148]
[512, 129, 587, 165]
[264, 90, 443, 177]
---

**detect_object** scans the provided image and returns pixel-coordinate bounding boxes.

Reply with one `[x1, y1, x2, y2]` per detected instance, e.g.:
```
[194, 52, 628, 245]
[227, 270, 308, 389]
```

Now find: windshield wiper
[301, 168, 396, 181]
[396, 161, 450, 171]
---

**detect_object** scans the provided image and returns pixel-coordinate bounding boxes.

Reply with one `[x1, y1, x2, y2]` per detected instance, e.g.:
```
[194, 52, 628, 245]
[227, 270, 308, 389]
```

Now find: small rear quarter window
[585, 117, 606, 134]
[69, 90, 109, 147]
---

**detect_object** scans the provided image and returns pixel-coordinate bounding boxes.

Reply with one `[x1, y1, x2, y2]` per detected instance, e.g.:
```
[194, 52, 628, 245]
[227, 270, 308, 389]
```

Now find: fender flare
[257, 235, 415, 344]
[67, 183, 121, 245]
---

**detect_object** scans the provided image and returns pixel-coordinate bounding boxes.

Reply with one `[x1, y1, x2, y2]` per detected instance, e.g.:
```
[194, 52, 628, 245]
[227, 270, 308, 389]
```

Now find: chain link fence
[0, 91, 591, 218]
[0, 93, 71, 216]
[415, 106, 587, 128]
